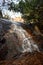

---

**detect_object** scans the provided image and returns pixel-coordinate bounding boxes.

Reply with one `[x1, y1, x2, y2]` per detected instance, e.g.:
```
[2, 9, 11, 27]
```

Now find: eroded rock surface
[0, 19, 43, 61]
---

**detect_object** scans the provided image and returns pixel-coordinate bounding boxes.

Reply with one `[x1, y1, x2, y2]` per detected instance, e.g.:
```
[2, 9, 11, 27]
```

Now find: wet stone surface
[0, 19, 43, 61]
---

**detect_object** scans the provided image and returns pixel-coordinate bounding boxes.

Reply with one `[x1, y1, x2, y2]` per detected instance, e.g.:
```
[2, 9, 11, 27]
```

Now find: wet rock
[0, 18, 43, 60]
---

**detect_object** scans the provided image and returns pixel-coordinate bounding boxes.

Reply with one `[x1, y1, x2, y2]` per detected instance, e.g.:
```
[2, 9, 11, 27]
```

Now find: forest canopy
[0, 0, 43, 24]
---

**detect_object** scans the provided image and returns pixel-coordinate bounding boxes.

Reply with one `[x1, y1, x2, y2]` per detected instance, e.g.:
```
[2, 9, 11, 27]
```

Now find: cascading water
[0, 0, 41, 60]
[9, 23, 39, 53]
[0, 19, 40, 60]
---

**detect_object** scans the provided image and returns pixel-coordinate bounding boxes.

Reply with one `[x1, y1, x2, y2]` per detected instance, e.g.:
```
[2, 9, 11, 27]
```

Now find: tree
[18, 0, 43, 23]
[9, 2, 19, 12]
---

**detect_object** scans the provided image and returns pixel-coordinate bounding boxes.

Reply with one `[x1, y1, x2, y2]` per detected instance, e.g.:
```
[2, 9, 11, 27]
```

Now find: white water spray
[10, 24, 39, 53]
[0, 19, 40, 60]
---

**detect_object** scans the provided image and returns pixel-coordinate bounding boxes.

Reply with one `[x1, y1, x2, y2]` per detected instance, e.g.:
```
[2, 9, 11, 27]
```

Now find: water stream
[10, 23, 39, 53]
[0, 19, 39, 60]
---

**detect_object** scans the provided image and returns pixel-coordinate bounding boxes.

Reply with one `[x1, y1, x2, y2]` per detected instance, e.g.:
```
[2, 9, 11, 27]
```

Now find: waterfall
[9, 23, 39, 53]
[0, 19, 40, 60]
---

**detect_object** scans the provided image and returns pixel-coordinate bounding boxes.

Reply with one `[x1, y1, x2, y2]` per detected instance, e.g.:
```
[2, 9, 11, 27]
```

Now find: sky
[0, 0, 22, 22]
[0, 0, 19, 6]
[0, 0, 23, 22]
[0, 0, 20, 10]
[0, 0, 3, 6]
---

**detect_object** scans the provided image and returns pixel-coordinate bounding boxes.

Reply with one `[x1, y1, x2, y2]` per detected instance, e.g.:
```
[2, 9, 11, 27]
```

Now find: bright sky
[0, 0, 3, 6]
[0, 0, 19, 6]
[0, 0, 20, 10]
[0, 0, 23, 22]
[2, 9, 22, 18]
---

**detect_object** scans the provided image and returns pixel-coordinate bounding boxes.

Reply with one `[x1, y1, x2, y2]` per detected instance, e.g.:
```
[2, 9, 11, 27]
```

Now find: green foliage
[19, 0, 43, 23]
[9, 2, 16, 10]
[0, 0, 43, 24]
[9, 2, 19, 12]
[9, 0, 43, 24]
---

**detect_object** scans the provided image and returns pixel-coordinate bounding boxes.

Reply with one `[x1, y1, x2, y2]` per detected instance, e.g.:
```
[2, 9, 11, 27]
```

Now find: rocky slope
[0, 52, 43, 65]
[0, 19, 43, 65]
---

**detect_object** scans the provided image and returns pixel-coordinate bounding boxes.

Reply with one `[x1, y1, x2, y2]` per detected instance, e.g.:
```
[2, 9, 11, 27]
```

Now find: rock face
[0, 19, 43, 61]
[0, 52, 43, 65]
[0, 20, 8, 60]
[0, 19, 20, 60]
